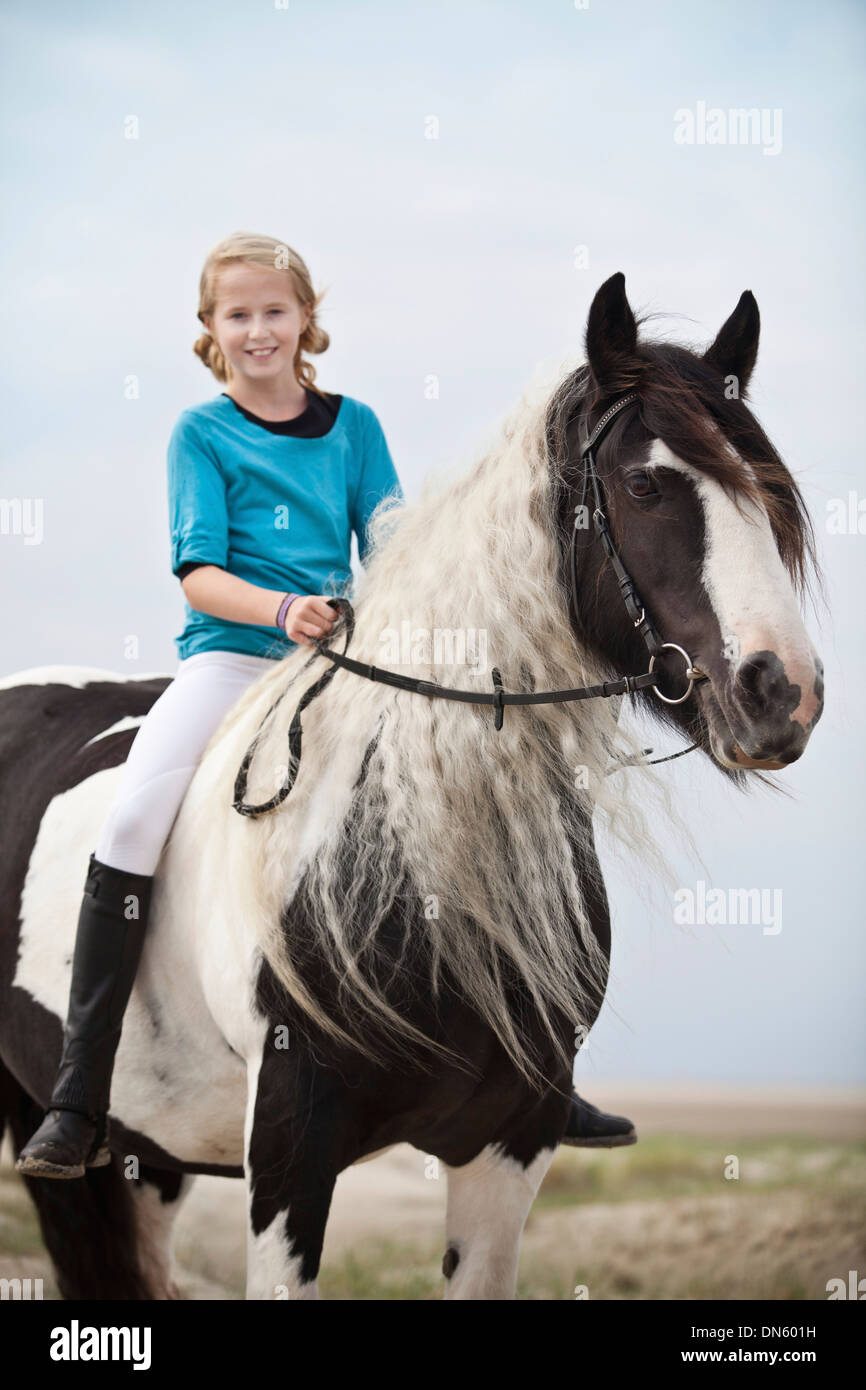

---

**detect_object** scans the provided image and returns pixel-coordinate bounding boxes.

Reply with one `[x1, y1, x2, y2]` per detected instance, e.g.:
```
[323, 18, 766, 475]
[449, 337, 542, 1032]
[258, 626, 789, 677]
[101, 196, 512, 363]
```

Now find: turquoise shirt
[167, 393, 403, 659]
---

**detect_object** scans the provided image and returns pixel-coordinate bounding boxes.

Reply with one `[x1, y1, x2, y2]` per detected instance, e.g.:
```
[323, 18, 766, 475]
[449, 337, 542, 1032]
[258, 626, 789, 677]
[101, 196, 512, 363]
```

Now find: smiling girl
[17, 231, 403, 1178]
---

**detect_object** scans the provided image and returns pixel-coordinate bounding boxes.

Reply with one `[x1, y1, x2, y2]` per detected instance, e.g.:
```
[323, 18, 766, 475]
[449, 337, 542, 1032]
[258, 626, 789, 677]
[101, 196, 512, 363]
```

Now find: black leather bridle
[233, 389, 707, 818]
[572, 391, 706, 708]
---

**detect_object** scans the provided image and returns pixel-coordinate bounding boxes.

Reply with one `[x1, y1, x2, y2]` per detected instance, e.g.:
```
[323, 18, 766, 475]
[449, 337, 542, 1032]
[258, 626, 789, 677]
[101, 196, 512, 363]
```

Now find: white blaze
[648, 440, 820, 730]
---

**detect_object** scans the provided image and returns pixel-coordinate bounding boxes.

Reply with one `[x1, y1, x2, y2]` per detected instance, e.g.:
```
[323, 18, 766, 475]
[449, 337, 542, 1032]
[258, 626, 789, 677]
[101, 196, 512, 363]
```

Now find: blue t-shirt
[167, 392, 403, 659]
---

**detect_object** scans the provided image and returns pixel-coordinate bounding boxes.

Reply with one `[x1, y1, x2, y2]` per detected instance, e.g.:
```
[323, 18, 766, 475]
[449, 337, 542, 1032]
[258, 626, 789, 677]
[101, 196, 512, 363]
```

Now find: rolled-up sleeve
[167, 413, 230, 577]
[351, 405, 404, 566]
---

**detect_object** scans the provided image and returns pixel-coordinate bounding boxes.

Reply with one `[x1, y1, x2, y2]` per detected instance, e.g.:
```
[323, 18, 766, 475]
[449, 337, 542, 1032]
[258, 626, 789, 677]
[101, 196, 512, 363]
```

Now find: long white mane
[206, 355, 683, 1085]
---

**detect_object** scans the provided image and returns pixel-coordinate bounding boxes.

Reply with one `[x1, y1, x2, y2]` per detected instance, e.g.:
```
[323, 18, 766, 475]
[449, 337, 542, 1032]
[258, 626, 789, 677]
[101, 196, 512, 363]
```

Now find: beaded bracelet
[275, 593, 300, 631]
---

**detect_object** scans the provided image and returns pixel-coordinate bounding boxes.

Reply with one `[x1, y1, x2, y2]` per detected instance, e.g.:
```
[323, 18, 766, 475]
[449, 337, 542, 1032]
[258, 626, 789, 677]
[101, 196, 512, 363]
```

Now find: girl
[17, 230, 403, 1178]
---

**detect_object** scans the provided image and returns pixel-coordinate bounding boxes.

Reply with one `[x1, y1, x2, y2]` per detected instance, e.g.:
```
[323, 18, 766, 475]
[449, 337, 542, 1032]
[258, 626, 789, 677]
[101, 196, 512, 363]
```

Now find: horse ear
[703, 291, 760, 394]
[585, 272, 640, 396]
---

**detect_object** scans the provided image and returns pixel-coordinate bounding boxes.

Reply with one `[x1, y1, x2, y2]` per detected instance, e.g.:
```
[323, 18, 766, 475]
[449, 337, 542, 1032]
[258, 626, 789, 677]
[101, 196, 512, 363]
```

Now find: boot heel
[86, 1117, 112, 1167]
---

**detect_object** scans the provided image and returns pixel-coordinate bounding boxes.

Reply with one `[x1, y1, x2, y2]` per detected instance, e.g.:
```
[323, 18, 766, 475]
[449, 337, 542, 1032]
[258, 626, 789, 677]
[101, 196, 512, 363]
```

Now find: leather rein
[233, 390, 707, 818]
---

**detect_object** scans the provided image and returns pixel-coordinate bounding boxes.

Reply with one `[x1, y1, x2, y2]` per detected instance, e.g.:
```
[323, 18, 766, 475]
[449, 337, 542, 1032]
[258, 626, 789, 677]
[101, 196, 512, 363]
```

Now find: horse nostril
[734, 656, 763, 712]
[733, 651, 792, 715]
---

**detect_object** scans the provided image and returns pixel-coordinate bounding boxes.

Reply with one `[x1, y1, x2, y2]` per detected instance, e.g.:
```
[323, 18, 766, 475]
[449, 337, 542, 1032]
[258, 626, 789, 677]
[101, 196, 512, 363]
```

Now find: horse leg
[127, 1164, 195, 1300]
[244, 1049, 340, 1301]
[1, 1056, 162, 1299]
[442, 1103, 563, 1301]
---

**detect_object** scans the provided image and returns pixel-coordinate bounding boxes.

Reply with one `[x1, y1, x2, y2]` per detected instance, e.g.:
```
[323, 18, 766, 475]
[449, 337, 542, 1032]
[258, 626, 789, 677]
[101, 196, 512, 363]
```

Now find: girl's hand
[283, 595, 339, 647]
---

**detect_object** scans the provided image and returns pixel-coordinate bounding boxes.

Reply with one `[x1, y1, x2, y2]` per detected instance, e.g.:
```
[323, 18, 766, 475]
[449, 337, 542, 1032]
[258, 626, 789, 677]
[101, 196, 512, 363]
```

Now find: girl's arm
[182, 566, 335, 645]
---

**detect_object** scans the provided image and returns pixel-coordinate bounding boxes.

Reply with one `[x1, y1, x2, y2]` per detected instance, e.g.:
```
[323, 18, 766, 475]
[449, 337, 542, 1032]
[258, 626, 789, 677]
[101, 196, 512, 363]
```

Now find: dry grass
[1, 1133, 863, 1300]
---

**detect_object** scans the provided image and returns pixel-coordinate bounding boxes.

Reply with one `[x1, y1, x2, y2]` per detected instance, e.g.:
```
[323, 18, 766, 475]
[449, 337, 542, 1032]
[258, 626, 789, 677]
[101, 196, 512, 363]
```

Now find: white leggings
[95, 649, 277, 876]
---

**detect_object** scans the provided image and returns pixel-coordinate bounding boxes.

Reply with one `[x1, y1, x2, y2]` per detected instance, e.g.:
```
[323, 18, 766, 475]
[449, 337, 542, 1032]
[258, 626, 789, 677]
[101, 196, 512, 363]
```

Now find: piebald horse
[0, 274, 822, 1299]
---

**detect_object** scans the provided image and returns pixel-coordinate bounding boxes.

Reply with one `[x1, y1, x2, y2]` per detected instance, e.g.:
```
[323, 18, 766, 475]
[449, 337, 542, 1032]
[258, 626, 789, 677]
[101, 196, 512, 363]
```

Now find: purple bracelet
[275, 593, 300, 631]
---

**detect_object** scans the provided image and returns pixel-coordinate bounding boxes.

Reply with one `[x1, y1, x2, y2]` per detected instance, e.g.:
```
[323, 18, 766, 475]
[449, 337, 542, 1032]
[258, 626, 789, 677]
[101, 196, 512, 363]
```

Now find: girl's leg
[95, 650, 277, 875]
[17, 650, 276, 1178]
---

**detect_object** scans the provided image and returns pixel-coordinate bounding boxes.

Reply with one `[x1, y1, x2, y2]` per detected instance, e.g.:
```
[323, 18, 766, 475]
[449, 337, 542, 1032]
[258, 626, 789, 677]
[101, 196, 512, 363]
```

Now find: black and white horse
[0, 274, 822, 1299]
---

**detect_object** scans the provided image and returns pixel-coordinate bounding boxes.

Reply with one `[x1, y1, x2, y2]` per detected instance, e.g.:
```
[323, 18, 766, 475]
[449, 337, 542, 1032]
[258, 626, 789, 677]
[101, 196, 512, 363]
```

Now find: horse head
[550, 272, 824, 777]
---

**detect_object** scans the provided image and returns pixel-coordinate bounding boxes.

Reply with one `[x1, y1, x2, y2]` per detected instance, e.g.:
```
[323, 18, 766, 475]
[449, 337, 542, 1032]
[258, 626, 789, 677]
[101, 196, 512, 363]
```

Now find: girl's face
[203, 262, 311, 386]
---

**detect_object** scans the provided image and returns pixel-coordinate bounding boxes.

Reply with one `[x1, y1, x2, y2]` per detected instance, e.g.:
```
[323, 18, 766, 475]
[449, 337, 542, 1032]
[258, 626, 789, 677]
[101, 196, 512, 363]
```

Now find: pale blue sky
[1, 0, 863, 1084]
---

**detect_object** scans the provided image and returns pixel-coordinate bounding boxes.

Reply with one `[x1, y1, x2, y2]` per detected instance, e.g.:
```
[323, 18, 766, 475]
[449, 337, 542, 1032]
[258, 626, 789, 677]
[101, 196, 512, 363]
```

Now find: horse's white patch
[15, 769, 126, 1017]
[82, 717, 146, 748]
[128, 1174, 194, 1299]
[443, 1143, 555, 1299]
[246, 1209, 316, 1300]
[0, 666, 171, 690]
[648, 439, 820, 727]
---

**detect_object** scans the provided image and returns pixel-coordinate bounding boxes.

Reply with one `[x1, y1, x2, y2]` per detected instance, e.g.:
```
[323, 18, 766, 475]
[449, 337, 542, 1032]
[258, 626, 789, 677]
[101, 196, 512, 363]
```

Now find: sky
[1, 0, 864, 1086]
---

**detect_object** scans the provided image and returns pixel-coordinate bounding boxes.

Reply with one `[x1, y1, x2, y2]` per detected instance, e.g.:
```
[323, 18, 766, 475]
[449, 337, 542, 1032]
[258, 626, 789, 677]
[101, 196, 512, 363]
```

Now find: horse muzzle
[701, 648, 824, 770]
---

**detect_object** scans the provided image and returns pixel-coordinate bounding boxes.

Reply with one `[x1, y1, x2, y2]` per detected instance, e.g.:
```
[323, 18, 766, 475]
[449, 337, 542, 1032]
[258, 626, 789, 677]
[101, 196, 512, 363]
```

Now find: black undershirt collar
[221, 388, 342, 439]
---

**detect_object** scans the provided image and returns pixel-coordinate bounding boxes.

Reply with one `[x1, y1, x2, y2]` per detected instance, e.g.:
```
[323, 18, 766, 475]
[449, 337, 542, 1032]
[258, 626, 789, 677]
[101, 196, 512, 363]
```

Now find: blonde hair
[193, 231, 330, 394]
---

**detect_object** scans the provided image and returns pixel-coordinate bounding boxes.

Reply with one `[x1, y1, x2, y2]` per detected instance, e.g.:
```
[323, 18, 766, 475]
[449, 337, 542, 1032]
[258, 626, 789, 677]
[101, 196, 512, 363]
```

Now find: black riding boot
[561, 1091, 637, 1148]
[16, 852, 154, 1180]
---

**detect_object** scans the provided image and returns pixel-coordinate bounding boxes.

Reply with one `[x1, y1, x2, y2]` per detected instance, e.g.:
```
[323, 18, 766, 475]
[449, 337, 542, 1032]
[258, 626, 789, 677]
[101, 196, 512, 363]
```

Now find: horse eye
[626, 471, 658, 498]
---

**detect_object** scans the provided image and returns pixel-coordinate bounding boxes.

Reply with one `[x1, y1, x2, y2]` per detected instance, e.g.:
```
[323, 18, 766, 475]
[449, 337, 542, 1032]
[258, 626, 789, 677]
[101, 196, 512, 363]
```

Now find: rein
[233, 390, 706, 818]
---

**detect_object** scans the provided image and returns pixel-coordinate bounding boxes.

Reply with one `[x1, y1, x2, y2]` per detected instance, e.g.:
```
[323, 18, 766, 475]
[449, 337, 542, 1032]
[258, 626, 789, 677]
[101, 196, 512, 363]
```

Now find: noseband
[233, 389, 707, 818]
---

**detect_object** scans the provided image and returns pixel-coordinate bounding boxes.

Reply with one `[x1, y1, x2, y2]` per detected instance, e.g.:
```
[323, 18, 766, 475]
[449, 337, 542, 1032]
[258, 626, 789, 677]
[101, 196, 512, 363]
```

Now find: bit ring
[649, 642, 701, 705]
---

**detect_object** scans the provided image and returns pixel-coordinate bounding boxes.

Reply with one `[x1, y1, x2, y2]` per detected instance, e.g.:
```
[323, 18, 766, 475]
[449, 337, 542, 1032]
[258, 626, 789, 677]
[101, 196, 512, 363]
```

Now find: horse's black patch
[137, 1162, 186, 1205]
[442, 1244, 460, 1279]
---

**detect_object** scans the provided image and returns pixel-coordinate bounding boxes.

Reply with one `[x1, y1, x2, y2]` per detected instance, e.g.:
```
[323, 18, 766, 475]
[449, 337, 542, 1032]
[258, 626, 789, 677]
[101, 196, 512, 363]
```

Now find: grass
[321, 1244, 444, 1301]
[1, 1134, 864, 1300]
[318, 1136, 866, 1300]
[534, 1134, 866, 1209]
